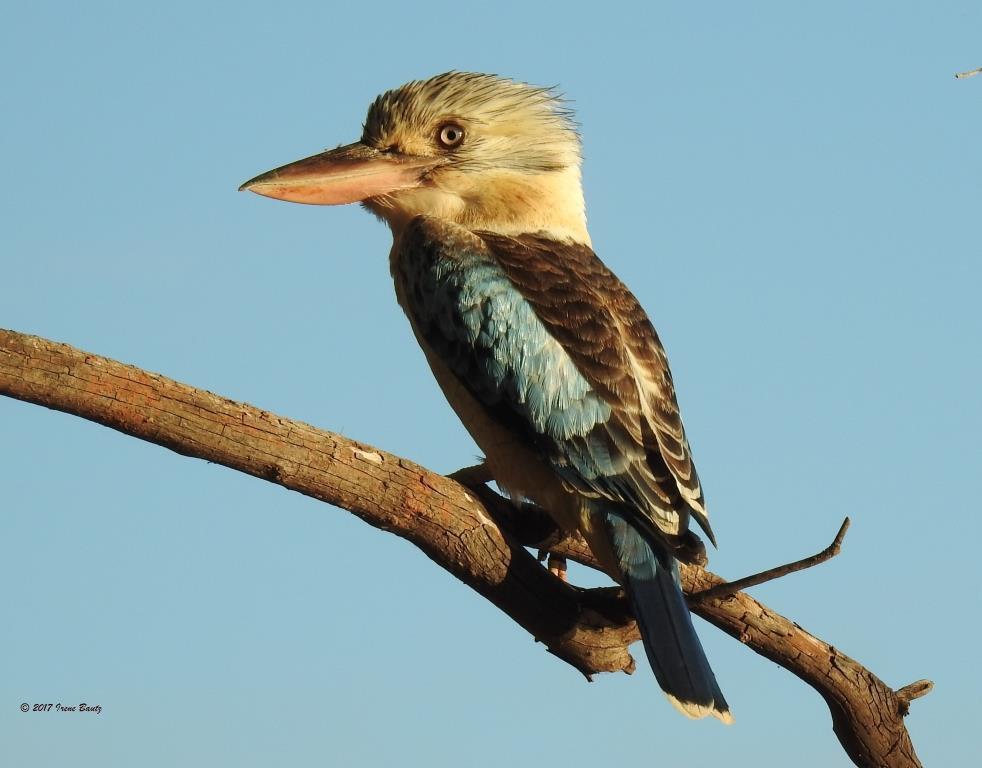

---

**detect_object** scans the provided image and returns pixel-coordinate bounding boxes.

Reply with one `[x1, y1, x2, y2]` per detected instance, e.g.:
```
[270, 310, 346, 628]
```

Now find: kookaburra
[241, 71, 731, 723]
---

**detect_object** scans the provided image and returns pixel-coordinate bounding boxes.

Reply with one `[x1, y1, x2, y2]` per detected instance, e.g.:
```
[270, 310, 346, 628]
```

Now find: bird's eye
[437, 123, 465, 149]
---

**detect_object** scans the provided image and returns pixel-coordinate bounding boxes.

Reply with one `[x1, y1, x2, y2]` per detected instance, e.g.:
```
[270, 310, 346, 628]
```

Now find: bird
[240, 71, 731, 723]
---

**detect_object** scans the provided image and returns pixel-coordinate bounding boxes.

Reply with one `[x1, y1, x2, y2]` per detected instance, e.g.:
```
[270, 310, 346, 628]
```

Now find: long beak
[239, 142, 437, 205]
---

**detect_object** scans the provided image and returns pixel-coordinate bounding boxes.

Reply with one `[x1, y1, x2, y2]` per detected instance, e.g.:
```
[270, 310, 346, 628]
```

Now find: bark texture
[0, 329, 928, 767]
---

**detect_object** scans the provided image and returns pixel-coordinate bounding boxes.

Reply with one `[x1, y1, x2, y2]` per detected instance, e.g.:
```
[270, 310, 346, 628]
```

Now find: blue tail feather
[604, 509, 732, 722]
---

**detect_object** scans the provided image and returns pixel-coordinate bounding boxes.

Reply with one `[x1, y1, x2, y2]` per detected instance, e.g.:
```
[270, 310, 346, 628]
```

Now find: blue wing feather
[396, 215, 709, 543]
[397, 219, 617, 490]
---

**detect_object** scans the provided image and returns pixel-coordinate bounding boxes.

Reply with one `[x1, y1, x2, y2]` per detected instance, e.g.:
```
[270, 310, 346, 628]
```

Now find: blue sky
[1, 2, 979, 765]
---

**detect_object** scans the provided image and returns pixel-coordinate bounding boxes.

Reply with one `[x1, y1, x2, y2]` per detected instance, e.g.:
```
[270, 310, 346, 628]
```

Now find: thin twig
[689, 517, 850, 602]
[955, 66, 982, 79]
[896, 680, 933, 702]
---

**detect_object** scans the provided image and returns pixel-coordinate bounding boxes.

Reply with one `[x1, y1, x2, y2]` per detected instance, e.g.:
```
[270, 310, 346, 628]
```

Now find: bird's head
[240, 72, 589, 244]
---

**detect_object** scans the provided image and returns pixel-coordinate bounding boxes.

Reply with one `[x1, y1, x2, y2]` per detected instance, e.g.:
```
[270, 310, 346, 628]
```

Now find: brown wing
[477, 230, 713, 544]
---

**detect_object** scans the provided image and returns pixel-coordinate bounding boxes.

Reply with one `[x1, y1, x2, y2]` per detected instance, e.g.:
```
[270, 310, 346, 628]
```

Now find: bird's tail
[604, 508, 732, 723]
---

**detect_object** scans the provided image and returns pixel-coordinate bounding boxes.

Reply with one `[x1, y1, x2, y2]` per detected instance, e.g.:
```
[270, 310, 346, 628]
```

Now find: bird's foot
[671, 531, 708, 567]
[546, 552, 568, 582]
[447, 460, 494, 487]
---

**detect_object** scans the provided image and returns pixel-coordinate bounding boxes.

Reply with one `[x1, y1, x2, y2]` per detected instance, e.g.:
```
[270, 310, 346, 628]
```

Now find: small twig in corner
[895, 679, 934, 716]
[689, 517, 850, 602]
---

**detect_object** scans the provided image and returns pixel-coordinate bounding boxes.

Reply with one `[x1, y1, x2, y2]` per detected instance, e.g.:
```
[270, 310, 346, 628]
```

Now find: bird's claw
[547, 552, 568, 582]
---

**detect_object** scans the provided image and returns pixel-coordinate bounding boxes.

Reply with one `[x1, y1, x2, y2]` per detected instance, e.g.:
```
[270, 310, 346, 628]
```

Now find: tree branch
[0, 329, 928, 768]
[688, 516, 850, 602]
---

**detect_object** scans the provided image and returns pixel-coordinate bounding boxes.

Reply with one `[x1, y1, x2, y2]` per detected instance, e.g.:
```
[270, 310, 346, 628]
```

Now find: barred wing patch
[398, 217, 711, 542]
[478, 231, 711, 543]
